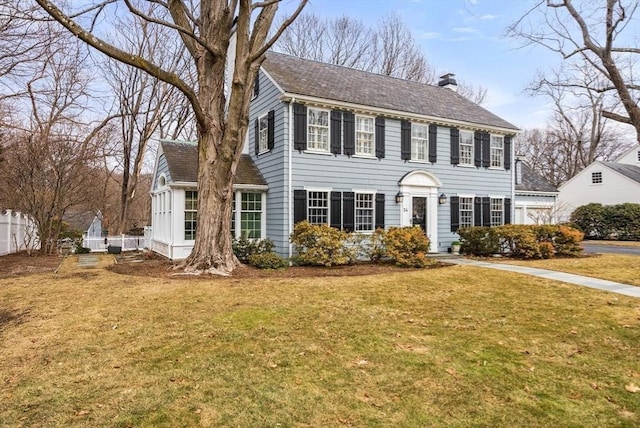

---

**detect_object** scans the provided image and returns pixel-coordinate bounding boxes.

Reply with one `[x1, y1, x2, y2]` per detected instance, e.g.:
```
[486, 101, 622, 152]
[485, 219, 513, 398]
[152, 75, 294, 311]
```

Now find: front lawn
[1, 261, 639, 426]
[494, 254, 640, 287]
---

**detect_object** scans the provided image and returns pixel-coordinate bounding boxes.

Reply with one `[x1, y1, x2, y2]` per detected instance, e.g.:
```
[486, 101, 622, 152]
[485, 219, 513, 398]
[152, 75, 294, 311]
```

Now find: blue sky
[279, 0, 561, 130]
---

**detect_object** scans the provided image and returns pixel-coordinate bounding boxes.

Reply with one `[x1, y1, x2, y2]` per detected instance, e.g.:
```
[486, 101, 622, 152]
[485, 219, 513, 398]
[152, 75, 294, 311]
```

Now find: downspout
[288, 98, 295, 259]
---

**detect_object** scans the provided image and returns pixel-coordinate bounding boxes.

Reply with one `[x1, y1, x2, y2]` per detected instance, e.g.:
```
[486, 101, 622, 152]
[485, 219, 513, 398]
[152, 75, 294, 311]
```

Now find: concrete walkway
[447, 258, 640, 298]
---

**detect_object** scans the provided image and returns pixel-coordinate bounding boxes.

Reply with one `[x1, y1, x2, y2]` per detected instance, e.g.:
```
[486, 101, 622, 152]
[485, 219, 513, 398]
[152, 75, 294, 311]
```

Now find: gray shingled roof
[516, 163, 558, 193]
[263, 51, 518, 131]
[603, 162, 640, 184]
[160, 141, 266, 186]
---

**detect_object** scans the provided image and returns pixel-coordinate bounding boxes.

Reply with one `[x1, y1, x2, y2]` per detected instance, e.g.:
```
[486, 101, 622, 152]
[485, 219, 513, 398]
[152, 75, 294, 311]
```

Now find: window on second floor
[355, 115, 375, 156]
[307, 107, 330, 152]
[592, 171, 603, 184]
[411, 123, 429, 161]
[459, 131, 474, 166]
[258, 114, 269, 153]
[490, 135, 504, 168]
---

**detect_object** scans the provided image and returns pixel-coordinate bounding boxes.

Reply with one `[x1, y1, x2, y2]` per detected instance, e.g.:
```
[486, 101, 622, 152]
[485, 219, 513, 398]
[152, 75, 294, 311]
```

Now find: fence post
[15, 211, 22, 253]
[6, 209, 12, 255]
[121, 234, 125, 250]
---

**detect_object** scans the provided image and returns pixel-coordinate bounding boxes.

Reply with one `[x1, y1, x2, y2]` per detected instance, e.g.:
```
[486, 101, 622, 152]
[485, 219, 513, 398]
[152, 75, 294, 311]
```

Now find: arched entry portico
[398, 170, 442, 253]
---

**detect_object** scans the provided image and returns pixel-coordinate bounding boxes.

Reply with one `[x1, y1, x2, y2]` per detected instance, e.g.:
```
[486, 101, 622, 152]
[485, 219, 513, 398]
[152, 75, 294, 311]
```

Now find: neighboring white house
[514, 161, 558, 225]
[557, 145, 640, 221]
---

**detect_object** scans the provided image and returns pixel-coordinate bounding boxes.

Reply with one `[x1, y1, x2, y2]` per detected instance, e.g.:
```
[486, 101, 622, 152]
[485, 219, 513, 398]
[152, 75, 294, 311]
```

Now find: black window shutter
[504, 136, 511, 170]
[330, 191, 342, 229]
[331, 110, 342, 155]
[474, 131, 482, 167]
[474, 197, 482, 226]
[375, 117, 385, 159]
[482, 133, 491, 168]
[343, 112, 355, 156]
[293, 190, 307, 224]
[450, 196, 460, 232]
[342, 192, 355, 232]
[375, 193, 385, 229]
[293, 103, 307, 151]
[482, 197, 491, 227]
[504, 198, 512, 225]
[428, 124, 437, 163]
[254, 118, 259, 156]
[401, 120, 411, 160]
[267, 110, 275, 151]
[450, 128, 460, 165]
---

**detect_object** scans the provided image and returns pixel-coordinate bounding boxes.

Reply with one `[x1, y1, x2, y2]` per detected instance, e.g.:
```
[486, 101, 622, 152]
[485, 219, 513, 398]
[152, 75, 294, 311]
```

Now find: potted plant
[451, 241, 461, 255]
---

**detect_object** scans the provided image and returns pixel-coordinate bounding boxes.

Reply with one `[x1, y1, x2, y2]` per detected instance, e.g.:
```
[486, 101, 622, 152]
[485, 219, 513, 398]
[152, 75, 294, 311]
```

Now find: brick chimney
[438, 73, 457, 92]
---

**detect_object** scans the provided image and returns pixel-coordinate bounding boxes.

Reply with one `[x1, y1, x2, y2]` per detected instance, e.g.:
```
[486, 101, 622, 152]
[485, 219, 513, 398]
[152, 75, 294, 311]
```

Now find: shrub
[570, 203, 607, 239]
[290, 221, 352, 266]
[233, 235, 274, 263]
[496, 224, 541, 259]
[605, 203, 640, 240]
[539, 241, 555, 259]
[458, 227, 500, 256]
[248, 252, 289, 270]
[554, 225, 584, 256]
[74, 239, 91, 254]
[383, 226, 432, 267]
[360, 228, 387, 263]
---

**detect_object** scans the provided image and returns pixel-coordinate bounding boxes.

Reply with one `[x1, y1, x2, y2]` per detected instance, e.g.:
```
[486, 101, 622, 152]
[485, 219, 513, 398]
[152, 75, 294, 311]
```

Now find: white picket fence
[82, 234, 147, 252]
[0, 209, 39, 256]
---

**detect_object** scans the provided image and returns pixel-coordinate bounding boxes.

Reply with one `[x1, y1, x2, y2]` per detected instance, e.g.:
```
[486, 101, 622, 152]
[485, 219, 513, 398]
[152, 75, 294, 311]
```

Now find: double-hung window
[355, 115, 375, 156]
[184, 190, 198, 240]
[355, 193, 374, 232]
[258, 114, 269, 153]
[459, 131, 474, 166]
[490, 135, 504, 168]
[411, 124, 429, 161]
[240, 192, 262, 239]
[459, 197, 473, 228]
[307, 107, 329, 152]
[490, 198, 503, 226]
[307, 191, 329, 224]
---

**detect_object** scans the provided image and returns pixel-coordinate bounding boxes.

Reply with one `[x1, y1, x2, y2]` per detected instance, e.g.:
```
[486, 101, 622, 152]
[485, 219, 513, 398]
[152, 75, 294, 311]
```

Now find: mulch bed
[107, 251, 449, 279]
[0, 252, 62, 278]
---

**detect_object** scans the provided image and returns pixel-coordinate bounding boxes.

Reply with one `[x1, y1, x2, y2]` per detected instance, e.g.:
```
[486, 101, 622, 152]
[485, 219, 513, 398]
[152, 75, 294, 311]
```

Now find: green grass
[1, 262, 639, 427]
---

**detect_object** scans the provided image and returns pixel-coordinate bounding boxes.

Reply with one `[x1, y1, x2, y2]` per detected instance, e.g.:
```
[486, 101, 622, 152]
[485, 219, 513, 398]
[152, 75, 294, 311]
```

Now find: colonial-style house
[557, 145, 640, 221]
[149, 52, 519, 260]
[514, 161, 558, 225]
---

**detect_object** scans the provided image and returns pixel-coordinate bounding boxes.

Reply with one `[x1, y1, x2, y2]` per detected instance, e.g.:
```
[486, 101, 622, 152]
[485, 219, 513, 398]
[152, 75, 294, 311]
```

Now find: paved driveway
[581, 243, 640, 255]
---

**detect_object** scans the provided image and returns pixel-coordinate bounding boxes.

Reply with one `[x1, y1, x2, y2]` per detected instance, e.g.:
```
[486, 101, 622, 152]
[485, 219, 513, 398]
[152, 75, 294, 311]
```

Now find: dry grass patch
[1, 266, 639, 427]
[495, 254, 640, 287]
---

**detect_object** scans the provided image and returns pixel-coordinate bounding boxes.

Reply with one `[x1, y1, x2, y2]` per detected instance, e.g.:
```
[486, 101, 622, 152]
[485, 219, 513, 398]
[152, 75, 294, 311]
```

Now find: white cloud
[453, 27, 477, 34]
[417, 31, 441, 40]
[478, 14, 499, 20]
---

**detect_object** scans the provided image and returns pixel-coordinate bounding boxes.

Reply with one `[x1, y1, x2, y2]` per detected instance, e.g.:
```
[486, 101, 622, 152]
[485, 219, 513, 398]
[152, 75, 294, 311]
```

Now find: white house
[514, 161, 558, 225]
[557, 145, 640, 220]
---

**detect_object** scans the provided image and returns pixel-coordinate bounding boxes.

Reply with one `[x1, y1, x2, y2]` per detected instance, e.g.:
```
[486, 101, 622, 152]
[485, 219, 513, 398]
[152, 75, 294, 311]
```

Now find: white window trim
[489, 134, 504, 169]
[304, 187, 332, 226]
[354, 192, 376, 233]
[257, 112, 269, 154]
[459, 130, 474, 166]
[458, 195, 474, 229]
[157, 174, 168, 189]
[355, 114, 375, 157]
[306, 106, 331, 153]
[489, 196, 504, 227]
[411, 123, 430, 162]
[232, 190, 267, 240]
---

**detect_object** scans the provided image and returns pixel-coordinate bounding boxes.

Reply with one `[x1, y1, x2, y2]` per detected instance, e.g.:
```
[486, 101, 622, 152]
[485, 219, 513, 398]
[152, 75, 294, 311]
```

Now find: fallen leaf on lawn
[625, 384, 640, 393]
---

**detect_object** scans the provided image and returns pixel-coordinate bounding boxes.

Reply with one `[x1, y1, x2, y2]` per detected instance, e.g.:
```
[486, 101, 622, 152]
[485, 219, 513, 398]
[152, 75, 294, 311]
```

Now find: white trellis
[0, 209, 39, 256]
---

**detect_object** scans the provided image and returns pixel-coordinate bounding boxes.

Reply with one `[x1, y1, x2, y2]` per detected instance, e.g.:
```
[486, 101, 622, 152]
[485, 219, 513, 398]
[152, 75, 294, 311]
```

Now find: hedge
[570, 203, 640, 241]
[458, 224, 583, 259]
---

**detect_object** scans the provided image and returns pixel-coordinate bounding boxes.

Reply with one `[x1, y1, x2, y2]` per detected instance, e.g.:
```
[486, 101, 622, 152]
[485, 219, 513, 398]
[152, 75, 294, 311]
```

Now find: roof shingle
[263, 51, 518, 131]
[602, 162, 640, 185]
[516, 163, 558, 193]
[160, 141, 266, 186]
